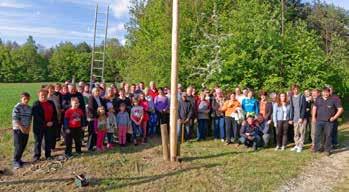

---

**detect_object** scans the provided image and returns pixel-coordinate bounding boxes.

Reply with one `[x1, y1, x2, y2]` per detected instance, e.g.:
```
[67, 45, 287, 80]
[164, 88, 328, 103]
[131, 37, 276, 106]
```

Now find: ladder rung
[94, 59, 103, 62]
[93, 67, 103, 70]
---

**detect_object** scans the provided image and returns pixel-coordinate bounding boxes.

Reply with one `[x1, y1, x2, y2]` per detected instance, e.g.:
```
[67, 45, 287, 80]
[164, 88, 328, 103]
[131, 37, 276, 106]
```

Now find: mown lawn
[0, 83, 347, 192]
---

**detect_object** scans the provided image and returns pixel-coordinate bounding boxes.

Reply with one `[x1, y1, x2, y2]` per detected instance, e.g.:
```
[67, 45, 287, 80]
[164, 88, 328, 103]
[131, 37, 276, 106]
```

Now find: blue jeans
[177, 120, 190, 142]
[132, 122, 142, 141]
[197, 119, 208, 140]
[214, 117, 225, 139]
[148, 112, 157, 136]
[239, 135, 262, 148]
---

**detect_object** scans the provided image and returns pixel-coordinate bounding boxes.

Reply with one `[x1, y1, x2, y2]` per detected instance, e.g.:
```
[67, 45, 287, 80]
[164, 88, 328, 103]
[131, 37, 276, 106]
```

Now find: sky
[0, 0, 348, 48]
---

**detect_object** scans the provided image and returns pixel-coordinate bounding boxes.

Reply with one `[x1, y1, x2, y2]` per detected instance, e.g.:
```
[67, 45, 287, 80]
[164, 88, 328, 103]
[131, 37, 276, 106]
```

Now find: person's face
[38, 91, 48, 102]
[119, 91, 125, 97]
[84, 86, 89, 92]
[140, 83, 145, 89]
[48, 87, 54, 95]
[186, 88, 193, 96]
[247, 92, 253, 98]
[304, 90, 310, 97]
[311, 91, 319, 98]
[230, 94, 236, 101]
[120, 105, 126, 112]
[243, 90, 248, 96]
[261, 95, 266, 101]
[322, 90, 330, 98]
[93, 89, 100, 97]
[71, 100, 79, 109]
[182, 95, 187, 101]
[159, 90, 164, 95]
[280, 94, 286, 102]
[247, 117, 254, 125]
[257, 115, 264, 122]
[62, 87, 68, 94]
[99, 108, 105, 115]
[21, 96, 30, 105]
[150, 82, 156, 89]
[140, 94, 145, 100]
[271, 95, 277, 102]
[200, 94, 205, 100]
[293, 88, 299, 95]
[235, 88, 241, 95]
[70, 87, 77, 94]
[55, 86, 61, 92]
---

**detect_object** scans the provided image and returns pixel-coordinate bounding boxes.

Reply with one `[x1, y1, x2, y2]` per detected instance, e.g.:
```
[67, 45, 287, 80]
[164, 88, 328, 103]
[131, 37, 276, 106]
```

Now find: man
[310, 88, 320, 148]
[312, 87, 344, 156]
[239, 116, 262, 151]
[327, 85, 343, 148]
[177, 92, 194, 143]
[289, 84, 307, 153]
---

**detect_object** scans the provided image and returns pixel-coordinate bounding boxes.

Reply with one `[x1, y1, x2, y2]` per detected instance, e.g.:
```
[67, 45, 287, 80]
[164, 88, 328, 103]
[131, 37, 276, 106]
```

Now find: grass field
[0, 83, 348, 191]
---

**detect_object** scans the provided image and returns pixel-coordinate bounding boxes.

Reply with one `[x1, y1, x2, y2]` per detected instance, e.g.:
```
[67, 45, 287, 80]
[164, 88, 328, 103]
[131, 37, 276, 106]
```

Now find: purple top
[154, 95, 169, 112]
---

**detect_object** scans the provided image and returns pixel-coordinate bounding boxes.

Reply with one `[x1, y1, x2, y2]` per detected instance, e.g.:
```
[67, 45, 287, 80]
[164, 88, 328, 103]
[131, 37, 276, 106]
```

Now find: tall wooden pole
[170, 0, 179, 162]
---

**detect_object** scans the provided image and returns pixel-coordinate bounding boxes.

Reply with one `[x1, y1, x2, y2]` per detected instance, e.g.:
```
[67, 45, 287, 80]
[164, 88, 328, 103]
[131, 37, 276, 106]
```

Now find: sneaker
[274, 146, 280, 151]
[281, 146, 285, 151]
[221, 139, 225, 143]
[296, 147, 303, 153]
[290, 146, 298, 152]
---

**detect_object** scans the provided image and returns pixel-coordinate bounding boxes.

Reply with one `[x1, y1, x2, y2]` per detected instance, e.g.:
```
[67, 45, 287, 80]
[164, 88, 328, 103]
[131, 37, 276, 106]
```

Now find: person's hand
[46, 122, 53, 127]
[267, 120, 272, 125]
[330, 117, 336, 122]
[288, 120, 293, 125]
[298, 119, 303, 124]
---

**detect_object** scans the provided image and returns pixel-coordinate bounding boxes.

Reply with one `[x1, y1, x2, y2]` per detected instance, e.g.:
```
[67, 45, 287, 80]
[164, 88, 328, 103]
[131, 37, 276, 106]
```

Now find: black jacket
[32, 100, 58, 134]
[178, 99, 194, 120]
[88, 96, 107, 119]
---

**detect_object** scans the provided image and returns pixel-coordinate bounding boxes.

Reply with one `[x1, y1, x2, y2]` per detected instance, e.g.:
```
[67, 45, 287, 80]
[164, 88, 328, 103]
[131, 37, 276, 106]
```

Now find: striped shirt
[12, 103, 32, 130]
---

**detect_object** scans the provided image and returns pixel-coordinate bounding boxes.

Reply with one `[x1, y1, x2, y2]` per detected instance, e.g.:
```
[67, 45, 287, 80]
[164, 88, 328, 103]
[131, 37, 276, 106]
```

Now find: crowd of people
[11, 81, 344, 169]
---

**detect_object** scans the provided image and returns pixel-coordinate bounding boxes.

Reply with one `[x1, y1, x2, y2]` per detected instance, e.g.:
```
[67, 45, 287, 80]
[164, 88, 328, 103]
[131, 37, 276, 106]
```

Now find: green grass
[0, 83, 348, 191]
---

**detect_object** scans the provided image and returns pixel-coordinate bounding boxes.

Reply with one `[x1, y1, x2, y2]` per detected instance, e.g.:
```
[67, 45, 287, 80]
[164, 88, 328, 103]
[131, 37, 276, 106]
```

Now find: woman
[221, 93, 240, 144]
[154, 88, 169, 131]
[138, 92, 149, 143]
[272, 93, 292, 151]
[87, 87, 106, 151]
[32, 89, 58, 161]
[212, 89, 225, 142]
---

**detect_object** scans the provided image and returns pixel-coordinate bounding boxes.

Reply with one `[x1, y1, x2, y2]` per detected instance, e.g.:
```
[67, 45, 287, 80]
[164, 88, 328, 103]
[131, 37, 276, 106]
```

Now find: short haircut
[322, 87, 330, 92]
[259, 90, 267, 96]
[21, 92, 30, 98]
[38, 88, 48, 94]
[71, 97, 79, 103]
[47, 84, 54, 89]
[291, 84, 300, 90]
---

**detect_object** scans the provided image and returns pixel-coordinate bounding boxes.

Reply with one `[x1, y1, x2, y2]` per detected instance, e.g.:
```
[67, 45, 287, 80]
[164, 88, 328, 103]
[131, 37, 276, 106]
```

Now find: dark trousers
[276, 120, 289, 147]
[107, 132, 114, 144]
[197, 119, 208, 140]
[225, 117, 237, 143]
[13, 130, 29, 162]
[315, 121, 333, 152]
[34, 127, 55, 159]
[332, 121, 338, 146]
[87, 120, 97, 151]
[64, 128, 82, 156]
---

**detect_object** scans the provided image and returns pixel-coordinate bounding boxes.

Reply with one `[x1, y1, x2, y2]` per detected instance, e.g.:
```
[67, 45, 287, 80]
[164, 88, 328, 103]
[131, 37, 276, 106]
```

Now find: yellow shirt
[222, 100, 241, 117]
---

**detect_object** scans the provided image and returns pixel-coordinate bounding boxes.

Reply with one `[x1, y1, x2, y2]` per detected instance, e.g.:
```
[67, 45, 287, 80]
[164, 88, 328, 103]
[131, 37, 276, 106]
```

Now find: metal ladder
[90, 3, 109, 87]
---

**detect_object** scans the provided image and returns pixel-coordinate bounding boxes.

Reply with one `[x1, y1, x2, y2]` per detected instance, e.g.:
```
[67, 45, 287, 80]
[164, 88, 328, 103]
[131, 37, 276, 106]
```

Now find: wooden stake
[170, 0, 179, 162]
[161, 124, 170, 161]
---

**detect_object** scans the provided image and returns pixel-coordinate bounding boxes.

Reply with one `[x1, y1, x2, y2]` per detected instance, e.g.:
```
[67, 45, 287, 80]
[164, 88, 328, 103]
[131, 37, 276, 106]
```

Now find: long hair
[276, 93, 288, 107]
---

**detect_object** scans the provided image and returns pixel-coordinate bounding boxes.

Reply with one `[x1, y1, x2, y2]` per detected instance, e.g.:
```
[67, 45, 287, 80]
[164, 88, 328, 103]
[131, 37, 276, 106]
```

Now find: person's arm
[12, 105, 27, 133]
[272, 105, 277, 127]
[330, 99, 344, 122]
[312, 105, 317, 123]
[255, 100, 259, 114]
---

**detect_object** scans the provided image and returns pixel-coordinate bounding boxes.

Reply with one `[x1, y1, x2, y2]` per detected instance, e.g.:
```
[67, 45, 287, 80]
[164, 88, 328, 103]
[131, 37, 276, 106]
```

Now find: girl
[197, 92, 210, 141]
[272, 93, 292, 151]
[116, 103, 131, 146]
[95, 106, 107, 151]
[106, 103, 117, 149]
[130, 98, 144, 145]
[138, 93, 149, 143]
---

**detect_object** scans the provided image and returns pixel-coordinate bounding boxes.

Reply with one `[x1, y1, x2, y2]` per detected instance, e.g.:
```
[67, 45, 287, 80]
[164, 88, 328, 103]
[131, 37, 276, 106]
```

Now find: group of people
[11, 81, 344, 169]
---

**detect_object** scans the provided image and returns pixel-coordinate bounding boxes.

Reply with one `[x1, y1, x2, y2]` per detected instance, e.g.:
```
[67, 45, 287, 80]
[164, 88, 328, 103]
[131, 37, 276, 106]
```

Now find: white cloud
[0, 1, 31, 9]
[110, 0, 130, 18]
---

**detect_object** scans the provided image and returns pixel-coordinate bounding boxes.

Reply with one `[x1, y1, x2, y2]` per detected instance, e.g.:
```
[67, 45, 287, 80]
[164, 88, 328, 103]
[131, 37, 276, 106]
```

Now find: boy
[12, 92, 32, 169]
[239, 116, 262, 151]
[63, 97, 85, 158]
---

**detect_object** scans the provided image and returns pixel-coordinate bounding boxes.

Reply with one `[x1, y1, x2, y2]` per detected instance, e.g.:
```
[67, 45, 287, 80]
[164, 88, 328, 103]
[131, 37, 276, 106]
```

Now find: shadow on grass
[90, 163, 219, 190]
[0, 163, 219, 189]
[180, 151, 240, 162]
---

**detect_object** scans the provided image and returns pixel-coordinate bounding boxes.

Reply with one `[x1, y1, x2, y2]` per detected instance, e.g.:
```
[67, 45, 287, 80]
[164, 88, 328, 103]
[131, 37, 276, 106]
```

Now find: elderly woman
[87, 87, 106, 151]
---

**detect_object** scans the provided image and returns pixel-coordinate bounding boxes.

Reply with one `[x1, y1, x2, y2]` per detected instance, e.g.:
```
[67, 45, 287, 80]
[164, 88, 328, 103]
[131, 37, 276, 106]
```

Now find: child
[116, 103, 131, 146]
[197, 92, 210, 141]
[130, 98, 144, 145]
[138, 93, 149, 143]
[95, 106, 107, 151]
[106, 102, 117, 149]
[12, 92, 32, 169]
[63, 97, 85, 158]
